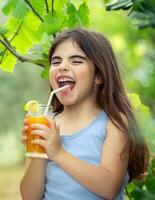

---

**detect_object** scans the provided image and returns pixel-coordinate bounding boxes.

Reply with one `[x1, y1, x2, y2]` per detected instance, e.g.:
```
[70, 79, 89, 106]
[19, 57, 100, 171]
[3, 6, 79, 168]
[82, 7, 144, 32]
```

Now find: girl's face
[49, 39, 101, 107]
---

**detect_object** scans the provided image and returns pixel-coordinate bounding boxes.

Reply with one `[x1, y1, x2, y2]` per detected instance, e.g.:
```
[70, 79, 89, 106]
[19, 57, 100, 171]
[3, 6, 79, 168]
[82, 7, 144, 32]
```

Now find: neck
[55, 97, 103, 135]
[62, 99, 102, 121]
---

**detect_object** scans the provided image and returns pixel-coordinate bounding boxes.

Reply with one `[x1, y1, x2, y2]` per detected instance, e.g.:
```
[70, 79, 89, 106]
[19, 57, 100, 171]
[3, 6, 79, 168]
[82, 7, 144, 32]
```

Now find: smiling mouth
[57, 76, 75, 91]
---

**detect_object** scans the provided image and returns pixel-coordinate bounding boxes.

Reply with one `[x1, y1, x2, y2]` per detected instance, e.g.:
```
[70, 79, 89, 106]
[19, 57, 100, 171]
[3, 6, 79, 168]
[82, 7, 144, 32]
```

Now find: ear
[95, 74, 103, 84]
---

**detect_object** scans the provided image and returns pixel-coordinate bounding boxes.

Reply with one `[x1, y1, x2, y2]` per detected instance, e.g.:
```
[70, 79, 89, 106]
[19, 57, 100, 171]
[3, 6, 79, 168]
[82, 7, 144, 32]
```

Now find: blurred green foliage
[126, 158, 155, 200]
[0, 0, 155, 199]
[0, 62, 49, 165]
[106, 0, 155, 29]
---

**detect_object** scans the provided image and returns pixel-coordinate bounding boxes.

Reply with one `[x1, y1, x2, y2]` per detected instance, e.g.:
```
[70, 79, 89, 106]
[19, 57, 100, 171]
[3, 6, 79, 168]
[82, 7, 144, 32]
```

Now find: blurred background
[0, 0, 155, 199]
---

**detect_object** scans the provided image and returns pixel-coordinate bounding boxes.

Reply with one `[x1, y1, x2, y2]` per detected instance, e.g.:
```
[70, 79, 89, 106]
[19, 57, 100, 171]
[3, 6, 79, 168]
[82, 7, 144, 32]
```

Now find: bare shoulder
[100, 113, 129, 168]
[107, 112, 128, 129]
[106, 113, 129, 147]
[100, 113, 129, 177]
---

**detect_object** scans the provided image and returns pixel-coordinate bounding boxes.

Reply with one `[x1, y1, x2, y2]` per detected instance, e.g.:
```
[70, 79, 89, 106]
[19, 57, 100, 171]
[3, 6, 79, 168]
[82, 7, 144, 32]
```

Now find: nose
[59, 62, 69, 71]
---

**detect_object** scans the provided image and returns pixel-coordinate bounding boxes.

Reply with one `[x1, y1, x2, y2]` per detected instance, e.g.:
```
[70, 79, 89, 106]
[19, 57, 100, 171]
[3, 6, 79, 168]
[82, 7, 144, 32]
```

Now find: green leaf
[140, 104, 150, 116]
[12, 0, 29, 19]
[130, 99, 151, 119]
[39, 12, 66, 35]
[151, 159, 155, 175]
[130, 187, 146, 199]
[54, 0, 68, 10]
[28, 0, 45, 15]
[5, 16, 21, 34]
[126, 181, 136, 193]
[67, 3, 79, 28]
[130, 11, 149, 20]
[134, 180, 145, 189]
[127, 92, 142, 109]
[0, 26, 8, 35]
[2, 0, 17, 15]
[26, 48, 44, 61]
[40, 33, 52, 54]
[25, 44, 49, 67]
[0, 50, 5, 57]
[130, 187, 155, 200]
[151, 158, 155, 168]
[2, 0, 28, 19]
[41, 65, 50, 78]
[78, 3, 89, 26]
[67, 2, 89, 28]
[145, 175, 155, 194]
[0, 53, 16, 72]
[6, 13, 41, 54]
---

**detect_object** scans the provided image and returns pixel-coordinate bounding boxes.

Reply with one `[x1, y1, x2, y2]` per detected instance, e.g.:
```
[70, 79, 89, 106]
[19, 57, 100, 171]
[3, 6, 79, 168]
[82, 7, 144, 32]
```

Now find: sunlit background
[0, 0, 155, 199]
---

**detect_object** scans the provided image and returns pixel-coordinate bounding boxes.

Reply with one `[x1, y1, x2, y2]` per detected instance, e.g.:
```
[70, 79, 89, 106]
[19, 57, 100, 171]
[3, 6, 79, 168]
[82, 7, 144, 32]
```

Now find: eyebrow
[69, 55, 87, 60]
[51, 55, 87, 60]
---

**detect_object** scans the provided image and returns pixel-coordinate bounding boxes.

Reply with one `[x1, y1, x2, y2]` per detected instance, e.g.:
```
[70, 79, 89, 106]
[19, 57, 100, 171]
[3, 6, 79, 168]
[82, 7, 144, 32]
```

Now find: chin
[59, 99, 76, 107]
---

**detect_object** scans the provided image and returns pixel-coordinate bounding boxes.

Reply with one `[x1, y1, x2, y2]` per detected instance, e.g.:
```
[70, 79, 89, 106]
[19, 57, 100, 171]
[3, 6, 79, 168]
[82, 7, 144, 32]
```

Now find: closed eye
[51, 59, 61, 66]
[72, 60, 83, 64]
[70, 55, 86, 65]
[51, 56, 62, 66]
[51, 61, 61, 65]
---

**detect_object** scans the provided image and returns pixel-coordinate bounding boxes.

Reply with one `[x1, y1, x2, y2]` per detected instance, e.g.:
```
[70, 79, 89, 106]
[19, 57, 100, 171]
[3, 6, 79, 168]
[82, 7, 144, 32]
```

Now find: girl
[20, 28, 149, 200]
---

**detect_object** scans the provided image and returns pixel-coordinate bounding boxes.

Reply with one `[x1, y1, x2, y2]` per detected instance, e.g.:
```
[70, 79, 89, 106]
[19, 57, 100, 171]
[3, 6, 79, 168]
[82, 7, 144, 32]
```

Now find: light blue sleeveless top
[42, 111, 129, 200]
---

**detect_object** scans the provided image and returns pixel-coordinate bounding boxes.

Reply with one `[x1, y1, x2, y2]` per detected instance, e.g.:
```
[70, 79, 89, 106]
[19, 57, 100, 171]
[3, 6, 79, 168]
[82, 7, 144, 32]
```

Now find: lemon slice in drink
[24, 100, 39, 112]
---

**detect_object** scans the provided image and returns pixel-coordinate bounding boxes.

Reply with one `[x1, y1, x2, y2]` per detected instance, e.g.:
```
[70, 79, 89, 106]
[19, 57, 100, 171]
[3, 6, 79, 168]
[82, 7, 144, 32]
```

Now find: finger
[26, 113, 30, 118]
[22, 125, 28, 131]
[21, 136, 27, 145]
[50, 121, 58, 135]
[43, 115, 54, 126]
[23, 119, 28, 125]
[22, 126, 28, 135]
[31, 123, 49, 130]
[31, 130, 48, 140]
[31, 139, 46, 147]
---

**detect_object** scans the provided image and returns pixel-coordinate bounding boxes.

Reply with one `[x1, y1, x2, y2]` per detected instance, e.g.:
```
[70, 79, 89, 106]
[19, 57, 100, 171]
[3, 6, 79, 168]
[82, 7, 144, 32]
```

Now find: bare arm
[20, 117, 47, 200]
[20, 158, 47, 200]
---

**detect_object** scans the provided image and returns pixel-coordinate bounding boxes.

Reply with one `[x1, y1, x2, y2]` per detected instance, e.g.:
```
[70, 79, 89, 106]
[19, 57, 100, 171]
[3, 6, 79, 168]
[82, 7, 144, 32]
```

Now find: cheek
[77, 67, 94, 82]
[76, 67, 89, 78]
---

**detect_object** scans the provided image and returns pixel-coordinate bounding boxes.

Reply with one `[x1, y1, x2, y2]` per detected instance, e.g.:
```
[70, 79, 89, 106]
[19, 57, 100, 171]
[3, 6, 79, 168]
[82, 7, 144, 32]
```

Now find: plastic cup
[25, 85, 68, 158]
[26, 104, 52, 159]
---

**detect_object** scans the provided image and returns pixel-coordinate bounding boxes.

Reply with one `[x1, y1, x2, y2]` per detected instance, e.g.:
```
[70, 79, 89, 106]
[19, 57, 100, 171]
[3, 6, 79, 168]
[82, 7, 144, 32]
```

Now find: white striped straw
[44, 85, 69, 115]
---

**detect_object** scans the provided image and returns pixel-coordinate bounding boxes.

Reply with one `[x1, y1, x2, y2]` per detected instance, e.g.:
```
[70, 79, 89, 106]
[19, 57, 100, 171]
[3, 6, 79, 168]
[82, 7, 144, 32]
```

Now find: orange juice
[26, 116, 50, 159]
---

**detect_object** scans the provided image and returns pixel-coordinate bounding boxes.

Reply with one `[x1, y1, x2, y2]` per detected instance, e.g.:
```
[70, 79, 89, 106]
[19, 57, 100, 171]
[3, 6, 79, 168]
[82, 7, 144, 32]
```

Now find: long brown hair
[48, 28, 149, 181]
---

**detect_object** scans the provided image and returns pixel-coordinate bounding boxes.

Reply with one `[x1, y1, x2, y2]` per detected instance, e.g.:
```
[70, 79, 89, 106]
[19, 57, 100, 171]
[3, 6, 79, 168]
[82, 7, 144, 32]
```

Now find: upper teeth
[58, 77, 74, 82]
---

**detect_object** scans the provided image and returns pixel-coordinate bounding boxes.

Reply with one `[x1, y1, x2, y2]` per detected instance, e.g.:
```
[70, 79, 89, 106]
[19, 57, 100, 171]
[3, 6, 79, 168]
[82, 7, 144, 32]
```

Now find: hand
[31, 115, 62, 161]
[21, 115, 29, 145]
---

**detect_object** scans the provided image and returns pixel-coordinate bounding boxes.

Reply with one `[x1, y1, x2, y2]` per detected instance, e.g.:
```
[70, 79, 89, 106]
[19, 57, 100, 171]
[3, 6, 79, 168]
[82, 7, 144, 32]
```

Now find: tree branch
[10, 21, 23, 43]
[52, 0, 54, 13]
[24, 0, 44, 22]
[51, 0, 56, 38]
[0, 21, 23, 63]
[0, 38, 29, 62]
[45, 0, 49, 13]
[0, 38, 45, 68]
[1, 34, 13, 49]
